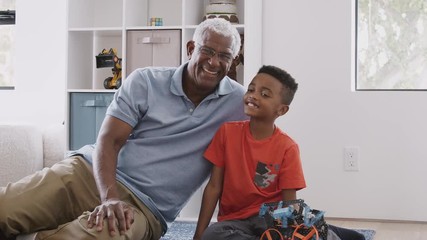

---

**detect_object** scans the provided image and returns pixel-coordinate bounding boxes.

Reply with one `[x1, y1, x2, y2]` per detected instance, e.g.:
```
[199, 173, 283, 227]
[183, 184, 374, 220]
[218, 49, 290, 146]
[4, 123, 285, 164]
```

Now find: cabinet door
[151, 30, 181, 67]
[69, 92, 114, 150]
[126, 30, 181, 74]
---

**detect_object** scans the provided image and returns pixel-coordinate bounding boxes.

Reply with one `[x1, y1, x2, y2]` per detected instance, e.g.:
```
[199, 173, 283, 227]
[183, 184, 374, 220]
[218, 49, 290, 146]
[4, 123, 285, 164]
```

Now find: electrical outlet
[344, 146, 359, 171]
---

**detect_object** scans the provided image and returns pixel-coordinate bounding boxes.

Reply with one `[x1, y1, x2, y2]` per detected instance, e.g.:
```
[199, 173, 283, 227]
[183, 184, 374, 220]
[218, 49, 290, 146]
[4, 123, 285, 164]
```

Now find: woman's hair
[193, 18, 241, 57]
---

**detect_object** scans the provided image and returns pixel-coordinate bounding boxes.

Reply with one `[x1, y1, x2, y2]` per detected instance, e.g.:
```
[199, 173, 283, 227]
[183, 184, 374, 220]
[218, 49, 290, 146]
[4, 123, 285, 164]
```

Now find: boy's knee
[200, 227, 216, 240]
[201, 224, 227, 240]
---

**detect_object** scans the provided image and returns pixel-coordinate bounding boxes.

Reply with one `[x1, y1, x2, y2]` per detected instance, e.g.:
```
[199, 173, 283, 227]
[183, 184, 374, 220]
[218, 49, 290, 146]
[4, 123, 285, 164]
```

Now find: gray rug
[160, 221, 376, 240]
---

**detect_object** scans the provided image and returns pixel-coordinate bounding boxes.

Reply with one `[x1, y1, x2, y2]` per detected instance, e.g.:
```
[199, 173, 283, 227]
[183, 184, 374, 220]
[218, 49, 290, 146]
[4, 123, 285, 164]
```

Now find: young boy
[193, 65, 365, 240]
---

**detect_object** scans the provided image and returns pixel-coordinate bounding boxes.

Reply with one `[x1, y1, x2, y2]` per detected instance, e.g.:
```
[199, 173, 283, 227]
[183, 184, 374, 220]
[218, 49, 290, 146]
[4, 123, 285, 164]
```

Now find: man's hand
[87, 199, 135, 237]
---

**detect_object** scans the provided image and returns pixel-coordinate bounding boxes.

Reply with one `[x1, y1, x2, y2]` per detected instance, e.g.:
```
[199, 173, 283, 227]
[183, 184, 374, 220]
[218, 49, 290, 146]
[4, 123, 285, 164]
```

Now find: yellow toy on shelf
[96, 48, 122, 89]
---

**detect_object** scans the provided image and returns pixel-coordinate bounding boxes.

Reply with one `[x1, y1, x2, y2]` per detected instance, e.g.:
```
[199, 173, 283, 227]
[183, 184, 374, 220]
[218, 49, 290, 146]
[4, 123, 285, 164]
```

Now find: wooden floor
[326, 218, 427, 240]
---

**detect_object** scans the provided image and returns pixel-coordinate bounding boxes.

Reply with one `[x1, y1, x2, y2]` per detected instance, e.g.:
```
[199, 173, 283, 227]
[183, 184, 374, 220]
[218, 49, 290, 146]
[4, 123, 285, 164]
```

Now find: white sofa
[0, 124, 68, 239]
[0, 123, 66, 187]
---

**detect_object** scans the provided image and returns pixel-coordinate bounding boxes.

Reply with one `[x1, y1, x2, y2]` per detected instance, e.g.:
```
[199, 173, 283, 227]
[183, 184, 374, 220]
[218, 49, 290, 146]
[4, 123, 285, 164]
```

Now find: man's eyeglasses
[197, 44, 234, 64]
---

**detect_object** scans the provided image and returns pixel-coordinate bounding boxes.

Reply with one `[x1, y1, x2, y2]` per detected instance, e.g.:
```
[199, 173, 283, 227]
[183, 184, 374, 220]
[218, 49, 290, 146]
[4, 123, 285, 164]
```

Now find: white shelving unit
[66, 0, 251, 90]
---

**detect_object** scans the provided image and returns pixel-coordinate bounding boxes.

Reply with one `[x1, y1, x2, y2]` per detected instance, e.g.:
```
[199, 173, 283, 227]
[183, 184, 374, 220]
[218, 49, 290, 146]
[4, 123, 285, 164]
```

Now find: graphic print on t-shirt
[254, 161, 277, 188]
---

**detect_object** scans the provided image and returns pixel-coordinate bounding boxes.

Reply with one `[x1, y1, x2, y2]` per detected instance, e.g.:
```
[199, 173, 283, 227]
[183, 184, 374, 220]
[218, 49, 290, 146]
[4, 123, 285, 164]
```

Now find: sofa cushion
[42, 124, 66, 168]
[0, 124, 44, 186]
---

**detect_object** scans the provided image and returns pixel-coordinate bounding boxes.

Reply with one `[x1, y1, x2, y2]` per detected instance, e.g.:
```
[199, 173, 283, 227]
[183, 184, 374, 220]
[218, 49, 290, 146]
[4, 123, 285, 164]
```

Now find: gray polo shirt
[75, 63, 247, 233]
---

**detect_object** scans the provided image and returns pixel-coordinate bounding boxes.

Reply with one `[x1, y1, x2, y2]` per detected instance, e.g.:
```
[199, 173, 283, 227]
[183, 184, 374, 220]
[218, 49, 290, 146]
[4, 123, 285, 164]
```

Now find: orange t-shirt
[204, 121, 306, 222]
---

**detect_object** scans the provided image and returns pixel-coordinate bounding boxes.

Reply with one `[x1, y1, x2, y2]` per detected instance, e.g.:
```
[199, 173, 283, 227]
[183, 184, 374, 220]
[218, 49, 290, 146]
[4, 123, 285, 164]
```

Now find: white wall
[0, 0, 66, 127]
[263, 0, 427, 221]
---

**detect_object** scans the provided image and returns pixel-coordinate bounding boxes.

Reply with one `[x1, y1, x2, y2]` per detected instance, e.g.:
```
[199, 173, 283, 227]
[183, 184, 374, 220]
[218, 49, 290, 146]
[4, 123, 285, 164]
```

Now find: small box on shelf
[149, 17, 163, 26]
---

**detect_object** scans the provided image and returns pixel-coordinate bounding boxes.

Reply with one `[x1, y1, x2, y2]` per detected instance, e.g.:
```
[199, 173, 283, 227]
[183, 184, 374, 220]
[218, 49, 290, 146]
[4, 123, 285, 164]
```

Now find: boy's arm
[281, 189, 297, 202]
[193, 165, 224, 240]
[282, 189, 299, 211]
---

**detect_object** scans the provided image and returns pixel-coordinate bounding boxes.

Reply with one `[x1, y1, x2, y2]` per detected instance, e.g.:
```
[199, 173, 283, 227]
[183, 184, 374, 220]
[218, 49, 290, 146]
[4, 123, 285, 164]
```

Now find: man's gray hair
[193, 18, 241, 58]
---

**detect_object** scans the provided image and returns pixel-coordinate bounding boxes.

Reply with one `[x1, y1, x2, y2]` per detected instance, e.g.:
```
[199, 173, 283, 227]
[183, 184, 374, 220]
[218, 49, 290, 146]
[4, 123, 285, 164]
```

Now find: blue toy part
[302, 205, 325, 227]
[272, 204, 295, 224]
[258, 203, 270, 217]
[259, 201, 284, 217]
[278, 201, 283, 209]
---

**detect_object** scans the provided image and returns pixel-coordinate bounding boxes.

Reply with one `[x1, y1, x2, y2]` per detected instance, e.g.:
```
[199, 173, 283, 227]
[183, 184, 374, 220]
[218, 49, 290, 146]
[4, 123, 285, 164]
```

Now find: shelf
[67, 31, 123, 90]
[67, 0, 248, 90]
[68, 0, 123, 29]
[126, 26, 183, 31]
[68, 27, 123, 32]
[125, 0, 182, 27]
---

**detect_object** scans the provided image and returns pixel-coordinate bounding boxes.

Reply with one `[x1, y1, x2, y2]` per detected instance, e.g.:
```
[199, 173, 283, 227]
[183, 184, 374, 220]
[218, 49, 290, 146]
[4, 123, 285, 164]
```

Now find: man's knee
[0, 192, 20, 238]
[34, 210, 154, 240]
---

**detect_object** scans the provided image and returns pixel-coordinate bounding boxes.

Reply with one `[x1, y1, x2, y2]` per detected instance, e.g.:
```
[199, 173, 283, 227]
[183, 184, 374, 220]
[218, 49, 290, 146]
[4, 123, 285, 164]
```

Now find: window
[356, 0, 427, 90]
[0, 0, 15, 89]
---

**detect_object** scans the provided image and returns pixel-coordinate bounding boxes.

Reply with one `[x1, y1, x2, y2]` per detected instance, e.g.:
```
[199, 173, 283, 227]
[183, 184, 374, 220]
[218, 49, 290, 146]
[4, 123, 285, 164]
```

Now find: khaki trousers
[0, 156, 162, 240]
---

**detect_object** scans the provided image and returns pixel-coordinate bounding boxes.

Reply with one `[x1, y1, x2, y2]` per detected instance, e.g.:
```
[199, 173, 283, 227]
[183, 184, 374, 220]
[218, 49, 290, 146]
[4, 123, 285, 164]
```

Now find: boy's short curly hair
[257, 65, 298, 105]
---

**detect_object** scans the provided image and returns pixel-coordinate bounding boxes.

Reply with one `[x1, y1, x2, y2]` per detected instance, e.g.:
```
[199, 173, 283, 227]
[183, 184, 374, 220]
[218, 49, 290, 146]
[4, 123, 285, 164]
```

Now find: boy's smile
[243, 73, 287, 121]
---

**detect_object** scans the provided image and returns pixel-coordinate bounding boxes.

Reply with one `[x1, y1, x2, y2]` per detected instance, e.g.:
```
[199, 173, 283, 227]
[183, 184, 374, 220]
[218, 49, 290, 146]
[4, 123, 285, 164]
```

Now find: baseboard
[177, 216, 427, 224]
[325, 216, 427, 224]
